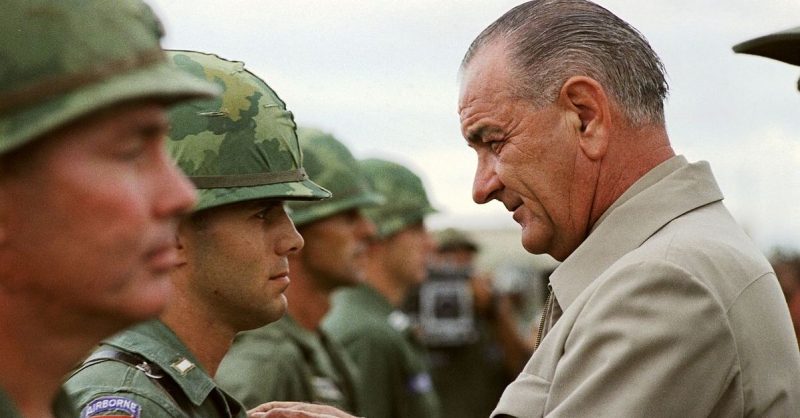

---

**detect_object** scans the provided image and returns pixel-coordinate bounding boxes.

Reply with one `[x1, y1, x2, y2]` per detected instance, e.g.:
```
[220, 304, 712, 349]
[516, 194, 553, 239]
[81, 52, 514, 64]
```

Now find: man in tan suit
[458, 0, 800, 416]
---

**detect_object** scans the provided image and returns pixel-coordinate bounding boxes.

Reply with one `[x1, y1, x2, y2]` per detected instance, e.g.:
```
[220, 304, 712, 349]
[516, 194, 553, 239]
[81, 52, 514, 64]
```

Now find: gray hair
[461, 0, 668, 126]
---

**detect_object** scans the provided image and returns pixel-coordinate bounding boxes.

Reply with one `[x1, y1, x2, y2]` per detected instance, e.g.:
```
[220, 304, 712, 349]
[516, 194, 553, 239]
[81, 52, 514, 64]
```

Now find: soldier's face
[0, 102, 196, 326]
[382, 222, 435, 288]
[177, 200, 303, 330]
[296, 209, 376, 290]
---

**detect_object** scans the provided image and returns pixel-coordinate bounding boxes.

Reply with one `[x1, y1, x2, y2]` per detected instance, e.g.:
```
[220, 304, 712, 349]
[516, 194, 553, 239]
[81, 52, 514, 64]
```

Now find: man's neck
[589, 123, 674, 228]
[0, 297, 125, 418]
[285, 261, 332, 331]
[160, 299, 235, 378]
[363, 259, 407, 307]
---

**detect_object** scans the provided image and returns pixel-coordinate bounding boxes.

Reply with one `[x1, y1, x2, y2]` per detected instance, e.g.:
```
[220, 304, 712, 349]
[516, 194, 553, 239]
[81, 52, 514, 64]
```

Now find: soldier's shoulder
[65, 359, 183, 417]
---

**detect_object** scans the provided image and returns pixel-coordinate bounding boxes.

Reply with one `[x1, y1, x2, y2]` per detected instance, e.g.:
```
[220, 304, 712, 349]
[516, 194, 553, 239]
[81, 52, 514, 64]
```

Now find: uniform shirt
[428, 318, 509, 418]
[216, 315, 361, 414]
[0, 387, 76, 418]
[324, 284, 441, 418]
[493, 156, 800, 417]
[65, 320, 246, 418]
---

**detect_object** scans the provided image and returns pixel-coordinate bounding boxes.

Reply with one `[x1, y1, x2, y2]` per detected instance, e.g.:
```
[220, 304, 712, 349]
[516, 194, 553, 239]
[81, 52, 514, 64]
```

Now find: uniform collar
[343, 284, 396, 317]
[549, 156, 724, 311]
[103, 320, 216, 406]
[272, 315, 322, 351]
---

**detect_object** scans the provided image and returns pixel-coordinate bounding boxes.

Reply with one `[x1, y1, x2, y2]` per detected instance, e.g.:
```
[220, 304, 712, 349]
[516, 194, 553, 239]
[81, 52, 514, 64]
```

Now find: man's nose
[472, 155, 502, 204]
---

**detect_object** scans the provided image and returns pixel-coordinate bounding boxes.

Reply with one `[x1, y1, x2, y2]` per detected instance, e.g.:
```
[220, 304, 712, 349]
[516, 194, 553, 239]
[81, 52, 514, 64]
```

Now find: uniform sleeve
[64, 361, 184, 418]
[545, 261, 738, 417]
[216, 338, 309, 409]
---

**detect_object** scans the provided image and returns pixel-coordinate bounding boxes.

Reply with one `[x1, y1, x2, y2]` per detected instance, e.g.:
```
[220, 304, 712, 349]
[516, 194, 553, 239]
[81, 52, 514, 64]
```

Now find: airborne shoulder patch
[81, 395, 142, 418]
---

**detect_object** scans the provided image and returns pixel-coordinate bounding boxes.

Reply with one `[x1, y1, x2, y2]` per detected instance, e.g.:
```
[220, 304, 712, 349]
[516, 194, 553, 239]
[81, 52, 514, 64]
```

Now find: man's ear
[558, 76, 610, 161]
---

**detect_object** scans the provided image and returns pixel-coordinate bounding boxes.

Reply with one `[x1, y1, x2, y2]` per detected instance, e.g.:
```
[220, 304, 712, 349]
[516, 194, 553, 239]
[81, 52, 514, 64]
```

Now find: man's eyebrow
[465, 124, 503, 145]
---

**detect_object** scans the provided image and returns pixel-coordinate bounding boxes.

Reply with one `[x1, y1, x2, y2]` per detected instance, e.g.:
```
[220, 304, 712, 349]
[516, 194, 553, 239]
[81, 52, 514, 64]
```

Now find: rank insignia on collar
[170, 357, 195, 375]
[81, 395, 141, 418]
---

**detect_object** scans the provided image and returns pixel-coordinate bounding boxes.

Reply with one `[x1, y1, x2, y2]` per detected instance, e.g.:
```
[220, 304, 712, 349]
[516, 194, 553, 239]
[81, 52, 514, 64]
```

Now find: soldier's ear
[558, 76, 609, 161]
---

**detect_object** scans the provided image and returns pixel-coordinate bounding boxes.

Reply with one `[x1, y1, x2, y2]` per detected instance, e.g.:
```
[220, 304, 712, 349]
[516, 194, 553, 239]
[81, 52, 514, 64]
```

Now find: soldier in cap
[64, 51, 331, 418]
[0, 1, 217, 416]
[217, 128, 383, 415]
[324, 158, 441, 418]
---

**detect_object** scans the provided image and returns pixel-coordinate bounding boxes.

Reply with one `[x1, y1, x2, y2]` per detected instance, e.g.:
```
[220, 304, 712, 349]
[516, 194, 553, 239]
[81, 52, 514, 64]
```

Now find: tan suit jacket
[493, 156, 800, 417]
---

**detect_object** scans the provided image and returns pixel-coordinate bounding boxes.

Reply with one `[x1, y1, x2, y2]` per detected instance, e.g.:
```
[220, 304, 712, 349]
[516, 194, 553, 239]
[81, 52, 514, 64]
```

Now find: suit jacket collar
[549, 155, 723, 310]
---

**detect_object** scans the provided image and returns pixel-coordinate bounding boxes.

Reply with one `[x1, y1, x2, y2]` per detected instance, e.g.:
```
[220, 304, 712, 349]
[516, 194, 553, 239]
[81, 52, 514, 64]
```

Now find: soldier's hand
[248, 401, 361, 418]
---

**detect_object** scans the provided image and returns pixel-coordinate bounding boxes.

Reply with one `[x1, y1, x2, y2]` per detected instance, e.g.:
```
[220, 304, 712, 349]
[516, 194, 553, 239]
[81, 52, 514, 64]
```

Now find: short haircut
[462, 0, 668, 126]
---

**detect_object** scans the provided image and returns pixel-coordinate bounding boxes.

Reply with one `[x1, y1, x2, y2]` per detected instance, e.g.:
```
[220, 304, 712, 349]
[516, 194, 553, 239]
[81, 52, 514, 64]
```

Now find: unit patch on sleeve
[80, 395, 142, 418]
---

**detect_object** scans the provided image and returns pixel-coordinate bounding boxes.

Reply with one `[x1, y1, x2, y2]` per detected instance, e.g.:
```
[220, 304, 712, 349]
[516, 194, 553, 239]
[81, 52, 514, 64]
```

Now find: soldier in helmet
[64, 51, 331, 418]
[734, 27, 800, 348]
[217, 128, 383, 415]
[324, 158, 441, 418]
[0, 1, 217, 417]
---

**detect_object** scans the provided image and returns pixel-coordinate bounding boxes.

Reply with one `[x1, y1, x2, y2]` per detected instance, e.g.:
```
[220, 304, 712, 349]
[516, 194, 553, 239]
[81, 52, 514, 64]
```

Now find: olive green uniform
[0, 388, 76, 418]
[65, 320, 245, 418]
[324, 284, 440, 418]
[427, 318, 509, 418]
[217, 316, 361, 413]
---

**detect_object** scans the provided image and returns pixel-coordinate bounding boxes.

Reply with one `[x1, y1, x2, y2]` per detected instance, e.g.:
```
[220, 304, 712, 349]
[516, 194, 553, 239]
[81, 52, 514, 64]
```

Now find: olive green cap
[288, 128, 385, 226]
[166, 51, 331, 212]
[733, 26, 800, 66]
[436, 228, 479, 253]
[0, 0, 219, 156]
[359, 158, 437, 239]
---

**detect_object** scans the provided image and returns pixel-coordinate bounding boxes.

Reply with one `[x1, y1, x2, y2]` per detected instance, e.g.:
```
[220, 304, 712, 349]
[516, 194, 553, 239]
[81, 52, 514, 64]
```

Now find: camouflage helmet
[733, 26, 800, 66]
[166, 51, 331, 212]
[288, 128, 385, 226]
[0, 0, 218, 156]
[359, 158, 437, 239]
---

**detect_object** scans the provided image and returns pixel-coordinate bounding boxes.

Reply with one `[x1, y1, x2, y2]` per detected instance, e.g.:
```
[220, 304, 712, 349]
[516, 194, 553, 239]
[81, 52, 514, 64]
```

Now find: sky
[147, 0, 800, 254]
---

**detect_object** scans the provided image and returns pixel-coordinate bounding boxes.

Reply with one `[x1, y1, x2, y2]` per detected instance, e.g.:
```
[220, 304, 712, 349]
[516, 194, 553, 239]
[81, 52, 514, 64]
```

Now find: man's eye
[116, 143, 147, 161]
[255, 203, 282, 220]
[490, 140, 504, 154]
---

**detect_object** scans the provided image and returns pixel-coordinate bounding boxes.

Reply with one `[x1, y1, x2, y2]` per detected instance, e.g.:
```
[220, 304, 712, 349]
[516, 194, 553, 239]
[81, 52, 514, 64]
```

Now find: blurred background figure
[324, 158, 440, 418]
[217, 128, 383, 415]
[770, 250, 800, 348]
[406, 228, 509, 418]
[733, 26, 800, 349]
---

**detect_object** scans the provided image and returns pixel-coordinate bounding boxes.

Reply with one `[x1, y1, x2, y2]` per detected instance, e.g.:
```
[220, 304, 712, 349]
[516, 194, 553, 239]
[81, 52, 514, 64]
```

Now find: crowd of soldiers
[2, 0, 800, 417]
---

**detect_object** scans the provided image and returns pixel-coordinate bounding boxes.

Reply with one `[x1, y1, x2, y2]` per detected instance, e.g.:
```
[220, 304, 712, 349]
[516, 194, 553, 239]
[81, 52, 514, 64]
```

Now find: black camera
[415, 264, 479, 347]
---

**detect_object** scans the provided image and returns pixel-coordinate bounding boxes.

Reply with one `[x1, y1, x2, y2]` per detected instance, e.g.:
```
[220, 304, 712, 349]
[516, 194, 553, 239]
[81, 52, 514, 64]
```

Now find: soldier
[415, 228, 511, 418]
[64, 51, 330, 418]
[217, 128, 383, 415]
[734, 27, 800, 348]
[0, 1, 217, 416]
[324, 158, 441, 418]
